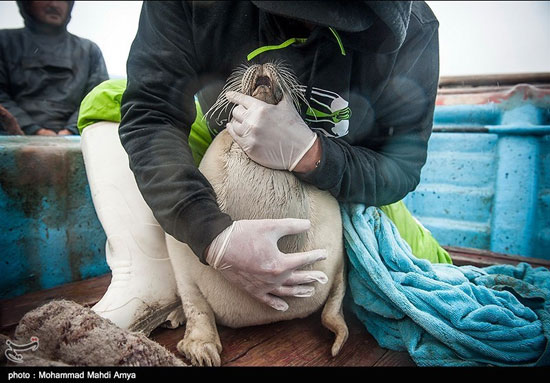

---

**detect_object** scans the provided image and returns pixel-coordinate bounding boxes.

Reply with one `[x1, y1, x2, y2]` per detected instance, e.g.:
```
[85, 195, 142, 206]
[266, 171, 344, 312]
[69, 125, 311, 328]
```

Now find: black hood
[367, 1, 412, 52]
[252, 1, 412, 53]
[16, 1, 74, 35]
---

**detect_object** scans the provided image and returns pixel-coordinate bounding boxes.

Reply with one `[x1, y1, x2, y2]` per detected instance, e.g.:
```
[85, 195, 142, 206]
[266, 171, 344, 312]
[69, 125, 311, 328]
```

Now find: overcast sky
[1, 1, 548, 78]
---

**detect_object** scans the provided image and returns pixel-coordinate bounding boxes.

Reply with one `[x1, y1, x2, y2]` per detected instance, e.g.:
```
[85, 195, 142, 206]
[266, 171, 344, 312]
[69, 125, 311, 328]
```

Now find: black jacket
[119, 1, 440, 262]
[0, 1, 108, 135]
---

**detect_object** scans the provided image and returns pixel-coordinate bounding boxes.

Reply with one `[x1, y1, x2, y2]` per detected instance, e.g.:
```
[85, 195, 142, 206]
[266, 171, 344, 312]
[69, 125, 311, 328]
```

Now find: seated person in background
[0, 1, 108, 136]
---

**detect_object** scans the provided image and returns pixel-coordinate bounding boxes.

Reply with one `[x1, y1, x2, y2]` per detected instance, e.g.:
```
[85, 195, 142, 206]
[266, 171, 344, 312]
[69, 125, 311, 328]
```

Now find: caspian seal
[165, 61, 348, 366]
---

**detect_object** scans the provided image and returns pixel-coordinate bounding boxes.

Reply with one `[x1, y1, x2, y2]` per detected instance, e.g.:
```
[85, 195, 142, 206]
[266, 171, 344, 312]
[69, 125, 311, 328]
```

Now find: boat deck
[1, 246, 549, 367]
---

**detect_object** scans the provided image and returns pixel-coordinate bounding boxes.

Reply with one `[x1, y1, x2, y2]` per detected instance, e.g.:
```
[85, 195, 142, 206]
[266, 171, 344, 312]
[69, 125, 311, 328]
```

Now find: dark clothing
[119, 1, 440, 262]
[0, 1, 108, 135]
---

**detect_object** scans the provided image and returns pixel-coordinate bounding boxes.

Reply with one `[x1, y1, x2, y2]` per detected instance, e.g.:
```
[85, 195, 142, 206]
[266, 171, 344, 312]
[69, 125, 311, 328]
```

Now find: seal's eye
[255, 76, 271, 89]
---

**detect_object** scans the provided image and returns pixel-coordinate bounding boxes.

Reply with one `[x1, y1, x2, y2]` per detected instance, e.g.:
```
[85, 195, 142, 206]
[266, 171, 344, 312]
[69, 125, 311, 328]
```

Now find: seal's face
[206, 61, 308, 126]
[241, 63, 284, 105]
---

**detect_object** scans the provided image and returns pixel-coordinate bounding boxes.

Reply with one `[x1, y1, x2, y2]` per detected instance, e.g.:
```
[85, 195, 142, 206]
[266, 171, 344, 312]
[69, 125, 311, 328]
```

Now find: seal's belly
[186, 131, 343, 327]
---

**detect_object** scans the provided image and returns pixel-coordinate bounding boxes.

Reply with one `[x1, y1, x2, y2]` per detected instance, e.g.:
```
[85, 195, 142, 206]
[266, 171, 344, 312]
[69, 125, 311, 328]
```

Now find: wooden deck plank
[149, 309, 410, 366]
[0, 271, 411, 366]
[0, 273, 111, 333]
[220, 315, 331, 367]
[444, 246, 550, 269]
[301, 313, 410, 367]
[150, 318, 291, 366]
[374, 350, 417, 367]
[217, 321, 290, 365]
[2, 246, 548, 366]
[217, 312, 392, 367]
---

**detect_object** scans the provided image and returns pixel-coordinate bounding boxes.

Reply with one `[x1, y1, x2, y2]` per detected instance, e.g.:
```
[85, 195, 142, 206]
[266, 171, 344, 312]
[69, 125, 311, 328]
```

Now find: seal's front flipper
[321, 260, 348, 356]
[175, 280, 222, 366]
[165, 237, 222, 366]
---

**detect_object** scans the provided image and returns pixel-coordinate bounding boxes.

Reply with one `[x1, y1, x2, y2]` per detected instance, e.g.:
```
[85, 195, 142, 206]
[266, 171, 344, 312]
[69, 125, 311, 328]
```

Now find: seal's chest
[213, 141, 310, 254]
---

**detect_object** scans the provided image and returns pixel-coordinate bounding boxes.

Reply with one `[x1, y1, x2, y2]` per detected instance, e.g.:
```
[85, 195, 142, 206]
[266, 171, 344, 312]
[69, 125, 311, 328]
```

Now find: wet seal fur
[166, 62, 348, 366]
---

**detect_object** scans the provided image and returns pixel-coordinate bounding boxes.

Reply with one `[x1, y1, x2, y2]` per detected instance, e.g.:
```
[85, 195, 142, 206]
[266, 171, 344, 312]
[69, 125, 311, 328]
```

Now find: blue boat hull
[1, 83, 549, 300]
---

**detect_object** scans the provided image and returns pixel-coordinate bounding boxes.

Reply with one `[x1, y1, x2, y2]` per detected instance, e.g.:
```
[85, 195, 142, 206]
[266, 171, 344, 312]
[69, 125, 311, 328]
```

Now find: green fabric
[328, 27, 346, 56]
[305, 104, 352, 123]
[247, 37, 308, 61]
[77, 79, 450, 264]
[188, 100, 213, 166]
[247, 27, 346, 62]
[380, 200, 452, 264]
[77, 79, 127, 134]
[77, 79, 211, 166]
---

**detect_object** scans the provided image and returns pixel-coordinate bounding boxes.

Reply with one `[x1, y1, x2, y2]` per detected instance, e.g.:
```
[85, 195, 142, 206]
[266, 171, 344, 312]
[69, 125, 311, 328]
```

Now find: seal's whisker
[205, 69, 248, 123]
[276, 68, 311, 114]
[205, 61, 311, 125]
[205, 62, 258, 124]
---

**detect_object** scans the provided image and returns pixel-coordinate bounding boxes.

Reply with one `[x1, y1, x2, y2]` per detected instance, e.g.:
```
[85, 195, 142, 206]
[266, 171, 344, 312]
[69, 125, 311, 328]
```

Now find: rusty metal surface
[438, 72, 550, 88]
[436, 83, 550, 106]
[0, 136, 108, 300]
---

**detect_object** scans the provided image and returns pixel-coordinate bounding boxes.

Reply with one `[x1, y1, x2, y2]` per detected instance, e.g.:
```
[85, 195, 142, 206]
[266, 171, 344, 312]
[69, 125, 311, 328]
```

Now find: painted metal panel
[0, 136, 108, 299]
[405, 84, 550, 260]
[1, 83, 548, 300]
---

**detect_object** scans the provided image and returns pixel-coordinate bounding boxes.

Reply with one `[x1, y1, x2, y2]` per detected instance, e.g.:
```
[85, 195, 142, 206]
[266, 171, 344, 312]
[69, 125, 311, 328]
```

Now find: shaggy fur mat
[1, 300, 186, 366]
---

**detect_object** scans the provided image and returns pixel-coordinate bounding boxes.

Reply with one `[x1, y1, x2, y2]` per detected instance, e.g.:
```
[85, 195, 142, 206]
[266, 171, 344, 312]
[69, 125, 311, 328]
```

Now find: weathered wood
[0, 273, 110, 334]
[150, 317, 293, 366]
[206, 310, 411, 366]
[374, 350, 417, 367]
[444, 246, 550, 269]
[149, 309, 406, 366]
[217, 321, 290, 365]
[0, 272, 412, 366]
[2, 246, 548, 366]
[301, 312, 411, 367]
[220, 315, 332, 367]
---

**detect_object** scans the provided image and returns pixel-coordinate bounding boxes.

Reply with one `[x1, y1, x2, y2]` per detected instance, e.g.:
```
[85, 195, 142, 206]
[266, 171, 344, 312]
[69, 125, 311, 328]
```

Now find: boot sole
[128, 300, 184, 336]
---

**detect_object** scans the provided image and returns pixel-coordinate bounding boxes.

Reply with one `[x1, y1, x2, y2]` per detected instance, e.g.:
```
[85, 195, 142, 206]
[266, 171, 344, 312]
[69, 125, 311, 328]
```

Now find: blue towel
[341, 204, 550, 367]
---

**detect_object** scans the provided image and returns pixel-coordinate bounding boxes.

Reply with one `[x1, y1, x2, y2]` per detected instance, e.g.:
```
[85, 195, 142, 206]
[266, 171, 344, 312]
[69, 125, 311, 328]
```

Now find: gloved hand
[205, 218, 329, 311]
[225, 91, 317, 171]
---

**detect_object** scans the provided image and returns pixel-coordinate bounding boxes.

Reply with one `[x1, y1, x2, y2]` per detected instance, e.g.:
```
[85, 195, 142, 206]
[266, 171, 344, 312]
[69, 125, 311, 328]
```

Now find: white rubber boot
[81, 121, 183, 336]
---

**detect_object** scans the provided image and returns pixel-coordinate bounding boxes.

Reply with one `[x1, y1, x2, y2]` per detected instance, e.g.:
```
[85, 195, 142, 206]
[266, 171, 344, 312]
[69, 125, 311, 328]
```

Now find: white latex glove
[205, 218, 329, 312]
[225, 91, 317, 171]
